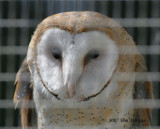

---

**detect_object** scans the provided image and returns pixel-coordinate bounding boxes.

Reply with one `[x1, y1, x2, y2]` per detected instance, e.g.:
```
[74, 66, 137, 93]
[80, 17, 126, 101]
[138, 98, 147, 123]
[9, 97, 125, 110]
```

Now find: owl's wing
[133, 55, 153, 126]
[14, 58, 36, 128]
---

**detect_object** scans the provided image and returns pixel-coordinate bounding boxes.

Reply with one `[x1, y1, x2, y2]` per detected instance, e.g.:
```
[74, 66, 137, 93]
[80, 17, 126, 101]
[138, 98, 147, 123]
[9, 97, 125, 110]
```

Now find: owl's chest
[39, 107, 111, 127]
[38, 105, 133, 129]
[34, 79, 135, 129]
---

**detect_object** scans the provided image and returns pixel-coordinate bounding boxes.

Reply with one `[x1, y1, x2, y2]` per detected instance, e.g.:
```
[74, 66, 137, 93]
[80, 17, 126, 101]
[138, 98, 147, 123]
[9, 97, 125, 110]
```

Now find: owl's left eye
[85, 50, 100, 65]
[52, 48, 62, 60]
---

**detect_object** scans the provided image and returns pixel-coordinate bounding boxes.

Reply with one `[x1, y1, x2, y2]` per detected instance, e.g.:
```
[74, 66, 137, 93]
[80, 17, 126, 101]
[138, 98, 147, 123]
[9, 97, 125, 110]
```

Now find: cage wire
[0, 0, 160, 128]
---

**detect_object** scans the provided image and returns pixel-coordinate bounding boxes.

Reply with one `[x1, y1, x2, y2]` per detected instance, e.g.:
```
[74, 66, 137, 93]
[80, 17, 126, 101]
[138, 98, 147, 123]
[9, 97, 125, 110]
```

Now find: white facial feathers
[36, 28, 119, 101]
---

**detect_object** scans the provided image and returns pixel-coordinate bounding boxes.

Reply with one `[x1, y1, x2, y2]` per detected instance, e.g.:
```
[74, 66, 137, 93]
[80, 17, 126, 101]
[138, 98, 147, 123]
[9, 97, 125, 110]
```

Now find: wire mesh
[0, 0, 160, 128]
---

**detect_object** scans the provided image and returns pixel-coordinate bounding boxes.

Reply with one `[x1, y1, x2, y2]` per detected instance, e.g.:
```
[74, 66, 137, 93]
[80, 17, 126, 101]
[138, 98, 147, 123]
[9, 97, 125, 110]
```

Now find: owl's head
[27, 12, 137, 102]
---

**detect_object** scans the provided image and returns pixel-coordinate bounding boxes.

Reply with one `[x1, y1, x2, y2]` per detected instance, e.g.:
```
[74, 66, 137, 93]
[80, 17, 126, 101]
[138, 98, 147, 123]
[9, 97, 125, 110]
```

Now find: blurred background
[0, 0, 160, 128]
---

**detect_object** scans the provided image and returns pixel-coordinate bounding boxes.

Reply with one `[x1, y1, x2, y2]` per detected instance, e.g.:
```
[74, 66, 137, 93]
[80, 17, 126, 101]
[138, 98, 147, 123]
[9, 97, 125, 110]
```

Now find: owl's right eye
[52, 48, 62, 60]
[53, 53, 61, 60]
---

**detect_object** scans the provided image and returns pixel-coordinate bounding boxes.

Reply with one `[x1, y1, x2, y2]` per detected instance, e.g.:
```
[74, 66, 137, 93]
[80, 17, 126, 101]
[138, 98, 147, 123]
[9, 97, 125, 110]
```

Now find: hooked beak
[67, 83, 76, 98]
[63, 56, 83, 99]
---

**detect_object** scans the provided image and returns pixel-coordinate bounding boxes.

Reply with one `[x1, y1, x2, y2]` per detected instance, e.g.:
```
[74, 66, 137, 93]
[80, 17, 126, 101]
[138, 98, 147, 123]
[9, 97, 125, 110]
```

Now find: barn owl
[14, 11, 153, 129]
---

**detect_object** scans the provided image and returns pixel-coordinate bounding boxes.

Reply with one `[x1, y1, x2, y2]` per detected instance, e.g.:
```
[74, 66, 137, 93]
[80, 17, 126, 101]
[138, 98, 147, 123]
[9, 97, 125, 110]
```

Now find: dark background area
[0, 0, 160, 128]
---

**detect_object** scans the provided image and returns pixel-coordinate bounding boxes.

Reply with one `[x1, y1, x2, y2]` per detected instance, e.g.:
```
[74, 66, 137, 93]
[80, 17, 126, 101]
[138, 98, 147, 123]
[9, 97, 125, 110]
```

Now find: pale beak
[67, 84, 76, 98]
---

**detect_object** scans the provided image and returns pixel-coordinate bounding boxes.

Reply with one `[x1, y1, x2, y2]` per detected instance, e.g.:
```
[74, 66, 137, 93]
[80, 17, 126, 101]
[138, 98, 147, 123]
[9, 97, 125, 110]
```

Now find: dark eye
[85, 50, 100, 65]
[53, 53, 61, 60]
[89, 52, 99, 59]
[52, 48, 62, 60]
[87, 50, 100, 59]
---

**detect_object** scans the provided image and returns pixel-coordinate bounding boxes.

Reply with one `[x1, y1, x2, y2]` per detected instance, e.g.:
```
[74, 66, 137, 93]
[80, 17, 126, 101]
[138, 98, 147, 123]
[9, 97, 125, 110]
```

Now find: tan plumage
[14, 11, 153, 129]
[14, 59, 33, 128]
